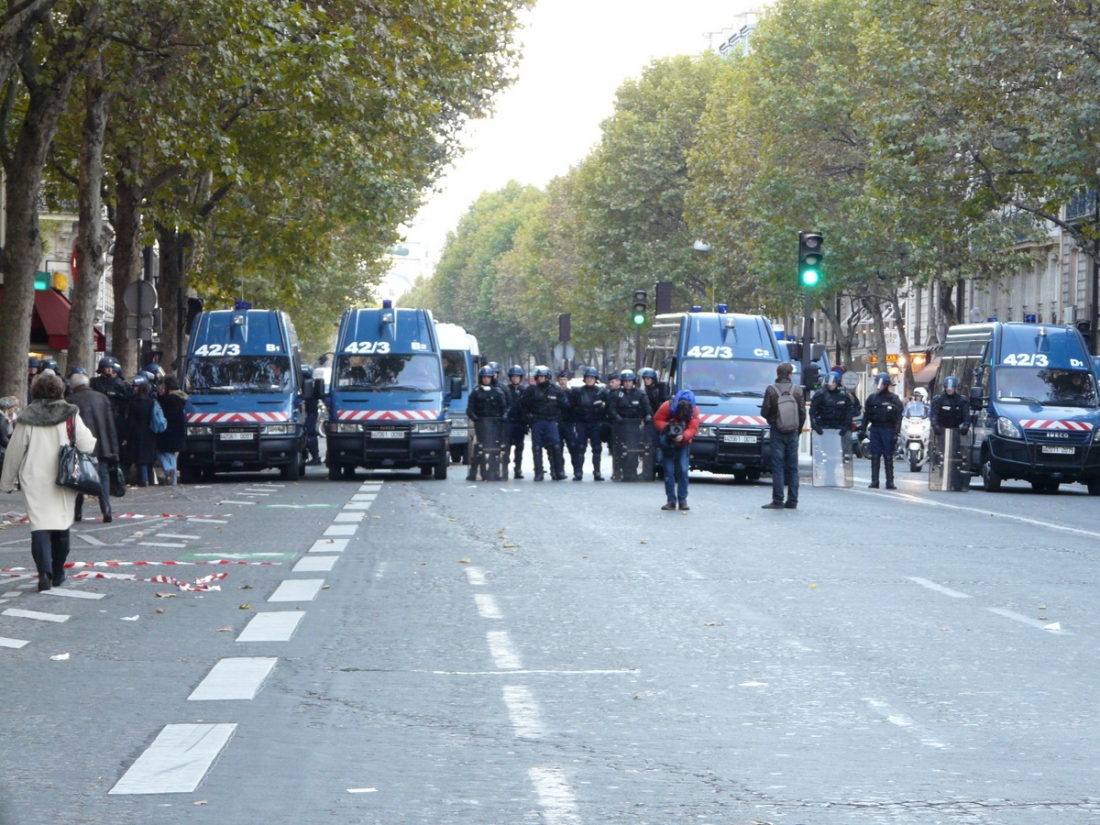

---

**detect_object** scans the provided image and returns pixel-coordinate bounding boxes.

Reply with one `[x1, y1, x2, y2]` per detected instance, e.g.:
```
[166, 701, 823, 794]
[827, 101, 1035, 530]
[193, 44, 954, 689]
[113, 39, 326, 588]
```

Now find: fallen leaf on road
[155, 608, 164, 614]
[215, 626, 233, 632]
[322, 585, 331, 589]
[194, 800, 208, 806]
[238, 603, 252, 610]
[458, 558, 470, 564]
[810, 584, 818, 589]
[239, 584, 253, 590]
[50, 652, 70, 661]
[154, 592, 177, 599]
[502, 543, 517, 549]
[704, 622, 723, 627]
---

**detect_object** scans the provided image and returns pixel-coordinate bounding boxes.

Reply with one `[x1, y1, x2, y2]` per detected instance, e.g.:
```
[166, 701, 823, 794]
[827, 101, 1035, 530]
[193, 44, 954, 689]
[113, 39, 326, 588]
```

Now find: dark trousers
[869, 426, 895, 484]
[573, 422, 603, 474]
[305, 411, 320, 460]
[506, 421, 527, 472]
[770, 429, 800, 504]
[559, 422, 579, 465]
[76, 459, 113, 519]
[32, 529, 71, 583]
[662, 443, 690, 503]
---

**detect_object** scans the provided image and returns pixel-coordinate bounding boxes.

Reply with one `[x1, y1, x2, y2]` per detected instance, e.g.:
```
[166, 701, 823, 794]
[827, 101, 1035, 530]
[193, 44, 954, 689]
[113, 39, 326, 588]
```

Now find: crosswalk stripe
[108, 724, 237, 794]
[0, 637, 29, 649]
[188, 658, 278, 701]
[268, 579, 324, 602]
[236, 612, 304, 642]
[309, 539, 347, 553]
[292, 556, 337, 573]
[2, 608, 69, 623]
[323, 525, 357, 536]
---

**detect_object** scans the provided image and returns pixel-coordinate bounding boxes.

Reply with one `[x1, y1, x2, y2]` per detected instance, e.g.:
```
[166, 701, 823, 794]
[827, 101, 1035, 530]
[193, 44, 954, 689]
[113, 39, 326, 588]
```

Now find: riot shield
[611, 419, 654, 482]
[812, 429, 853, 487]
[929, 428, 971, 492]
[472, 417, 506, 481]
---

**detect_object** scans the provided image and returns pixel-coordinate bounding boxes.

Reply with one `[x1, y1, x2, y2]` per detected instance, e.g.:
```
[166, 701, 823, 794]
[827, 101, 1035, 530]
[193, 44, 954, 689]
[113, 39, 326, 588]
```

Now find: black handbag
[109, 465, 126, 498]
[57, 417, 102, 496]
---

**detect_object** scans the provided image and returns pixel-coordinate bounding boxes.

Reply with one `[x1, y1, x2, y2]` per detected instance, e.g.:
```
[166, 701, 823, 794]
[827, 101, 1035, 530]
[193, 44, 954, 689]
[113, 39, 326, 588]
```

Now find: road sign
[123, 280, 158, 314]
[841, 371, 860, 391]
[552, 343, 575, 362]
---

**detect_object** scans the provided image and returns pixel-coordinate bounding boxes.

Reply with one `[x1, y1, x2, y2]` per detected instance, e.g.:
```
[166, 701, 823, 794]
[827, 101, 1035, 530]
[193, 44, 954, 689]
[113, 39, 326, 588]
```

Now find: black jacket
[810, 387, 856, 431]
[569, 384, 609, 423]
[864, 390, 904, 432]
[126, 396, 159, 465]
[90, 374, 132, 442]
[931, 393, 970, 430]
[609, 387, 652, 421]
[520, 381, 567, 423]
[503, 381, 526, 422]
[467, 384, 509, 419]
[70, 385, 120, 460]
[156, 391, 188, 453]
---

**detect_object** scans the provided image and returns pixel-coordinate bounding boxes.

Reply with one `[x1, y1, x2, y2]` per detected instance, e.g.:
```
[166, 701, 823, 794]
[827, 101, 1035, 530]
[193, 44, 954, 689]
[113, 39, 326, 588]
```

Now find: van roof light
[723, 315, 736, 329]
[382, 299, 393, 309]
[1025, 313, 1037, 323]
[232, 314, 245, 326]
[691, 306, 703, 313]
[716, 303, 728, 314]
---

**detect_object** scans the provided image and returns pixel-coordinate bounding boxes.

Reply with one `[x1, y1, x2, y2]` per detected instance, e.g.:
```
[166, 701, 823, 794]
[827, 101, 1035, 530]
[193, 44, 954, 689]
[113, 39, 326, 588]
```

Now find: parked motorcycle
[902, 401, 931, 472]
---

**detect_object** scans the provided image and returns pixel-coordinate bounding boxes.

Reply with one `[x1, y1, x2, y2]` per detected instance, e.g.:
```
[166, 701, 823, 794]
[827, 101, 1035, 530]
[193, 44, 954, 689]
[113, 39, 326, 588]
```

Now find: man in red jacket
[653, 390, 699, 511]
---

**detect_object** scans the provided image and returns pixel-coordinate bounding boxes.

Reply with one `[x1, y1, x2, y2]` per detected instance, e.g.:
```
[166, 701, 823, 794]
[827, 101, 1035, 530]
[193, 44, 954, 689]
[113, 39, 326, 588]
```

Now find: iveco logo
[1046, 432, 1069, 439]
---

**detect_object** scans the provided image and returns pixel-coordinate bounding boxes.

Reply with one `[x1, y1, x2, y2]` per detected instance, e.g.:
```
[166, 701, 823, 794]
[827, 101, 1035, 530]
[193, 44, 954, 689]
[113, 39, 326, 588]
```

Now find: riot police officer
[862, 372, 903, 489]
[91, 357, 132, 465]
[810, 370, 856, 436]
[568, 367, 608, 481]
[556, 370, 580, 475]
[302, 365, 322, 465]
[503, 365, 527, 479]
[466, 366, 509, 480]
[609, 369, 652, 480]
[640, 368, 665, 478]
[520, 365, 568, 481]
[931, 376, 970, 435]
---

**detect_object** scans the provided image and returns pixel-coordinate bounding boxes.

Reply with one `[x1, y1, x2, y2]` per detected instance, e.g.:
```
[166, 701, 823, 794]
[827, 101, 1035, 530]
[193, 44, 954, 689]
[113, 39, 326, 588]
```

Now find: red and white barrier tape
[72, 571, 227, 592]
[1, 559, 279, 573]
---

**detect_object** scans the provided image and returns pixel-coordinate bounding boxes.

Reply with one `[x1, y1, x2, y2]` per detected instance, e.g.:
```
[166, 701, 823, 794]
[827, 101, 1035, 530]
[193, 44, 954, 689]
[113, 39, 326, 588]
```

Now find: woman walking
[0, 373, 96, 590]
[126, 379, 158, 486]
[156, 375, 187, 485]
[653, 390, 699, 512]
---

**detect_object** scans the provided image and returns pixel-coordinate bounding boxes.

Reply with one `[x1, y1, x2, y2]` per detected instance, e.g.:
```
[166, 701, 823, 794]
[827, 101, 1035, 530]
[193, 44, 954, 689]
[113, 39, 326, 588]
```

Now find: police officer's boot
[533, 448, 545, 481]
[512, 443, 524, 479]
[869, 456, 880, 489]
[592, 453, 603, 481]
[885, 458, 896, 490]
[466, 454, 478, 482]
[551, 445, 567, 481]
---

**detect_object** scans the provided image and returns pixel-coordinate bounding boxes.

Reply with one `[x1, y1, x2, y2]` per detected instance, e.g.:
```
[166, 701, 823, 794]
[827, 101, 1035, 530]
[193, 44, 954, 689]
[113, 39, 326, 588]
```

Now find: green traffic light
[800, 269, 820, 287]
[632, 312, 646, 325]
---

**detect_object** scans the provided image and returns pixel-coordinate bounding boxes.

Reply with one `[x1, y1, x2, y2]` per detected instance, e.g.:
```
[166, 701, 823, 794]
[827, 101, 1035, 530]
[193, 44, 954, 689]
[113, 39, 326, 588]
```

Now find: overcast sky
[393, 0, 762, 290]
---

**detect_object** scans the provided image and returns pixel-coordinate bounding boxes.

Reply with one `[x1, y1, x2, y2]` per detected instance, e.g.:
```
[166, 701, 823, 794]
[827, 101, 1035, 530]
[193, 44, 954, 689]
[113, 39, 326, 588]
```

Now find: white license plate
[1041, 445, 1074, 455]
[370, 430, 406, 439]
[722, 435, 756, 444]
[219, 432, 254, 441]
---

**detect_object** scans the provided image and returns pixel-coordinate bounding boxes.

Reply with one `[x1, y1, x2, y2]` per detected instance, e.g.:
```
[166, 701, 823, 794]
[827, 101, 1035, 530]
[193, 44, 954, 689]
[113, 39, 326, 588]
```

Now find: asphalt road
[1, 450, 1098, 825]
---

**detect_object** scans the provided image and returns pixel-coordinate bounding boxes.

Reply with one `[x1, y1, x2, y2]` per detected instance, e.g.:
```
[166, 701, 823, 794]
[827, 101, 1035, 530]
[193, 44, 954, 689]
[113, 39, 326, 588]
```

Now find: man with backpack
[761, 362, 806, 510]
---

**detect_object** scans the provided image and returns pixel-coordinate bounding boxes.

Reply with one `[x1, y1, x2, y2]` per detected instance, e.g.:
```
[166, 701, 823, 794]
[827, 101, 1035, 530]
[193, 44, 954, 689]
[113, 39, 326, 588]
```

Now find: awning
[912, 357, 940, 386]
[0, 286, 106, 351]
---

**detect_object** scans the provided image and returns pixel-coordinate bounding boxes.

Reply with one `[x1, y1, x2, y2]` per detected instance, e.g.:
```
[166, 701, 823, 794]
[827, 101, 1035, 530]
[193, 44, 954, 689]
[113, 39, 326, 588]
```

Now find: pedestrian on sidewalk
[761, 362, 806, 510]
[654, 390, 699, 511]
[0, 373, 96, 591]
[156, 375, 187, 485]
[69, 371, 118, 521]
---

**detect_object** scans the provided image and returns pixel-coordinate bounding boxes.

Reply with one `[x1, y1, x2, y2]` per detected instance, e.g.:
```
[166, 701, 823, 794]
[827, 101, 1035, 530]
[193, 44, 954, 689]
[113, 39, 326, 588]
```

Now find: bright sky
[390, 0, 762, 295]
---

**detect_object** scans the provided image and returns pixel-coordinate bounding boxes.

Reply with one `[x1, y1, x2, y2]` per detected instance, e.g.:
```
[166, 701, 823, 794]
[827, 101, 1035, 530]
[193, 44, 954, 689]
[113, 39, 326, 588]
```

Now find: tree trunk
[939, 279, 958, 328]
[865, 295, 890, 378]
[67, 55, 110, 373]
[111, 151, 143, 377]
[819, 295, 854, 370]
[154, 223, 190, 373]
[888, 289, 915, 390]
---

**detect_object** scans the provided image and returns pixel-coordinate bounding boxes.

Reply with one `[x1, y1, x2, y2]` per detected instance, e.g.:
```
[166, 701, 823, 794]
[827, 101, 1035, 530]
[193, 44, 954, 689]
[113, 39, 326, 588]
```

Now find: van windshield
[336, 353, 441, 392]
[679, 359, 777, 397]
[995, 367, 1098, 407]
[186, 356, 292, 393]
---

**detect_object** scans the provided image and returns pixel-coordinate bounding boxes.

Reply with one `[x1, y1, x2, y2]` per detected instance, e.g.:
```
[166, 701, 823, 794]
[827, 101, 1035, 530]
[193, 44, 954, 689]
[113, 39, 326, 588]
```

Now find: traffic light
[631, 290, 647, 325]
[798, 231, 824, 288]
[558, 313, 571, 343]
[654, 281, 673, 314]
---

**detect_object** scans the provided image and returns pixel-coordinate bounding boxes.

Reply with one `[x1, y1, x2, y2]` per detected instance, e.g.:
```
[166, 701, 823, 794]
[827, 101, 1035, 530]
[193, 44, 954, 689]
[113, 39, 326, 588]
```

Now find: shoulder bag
[57, 417, 102, 495]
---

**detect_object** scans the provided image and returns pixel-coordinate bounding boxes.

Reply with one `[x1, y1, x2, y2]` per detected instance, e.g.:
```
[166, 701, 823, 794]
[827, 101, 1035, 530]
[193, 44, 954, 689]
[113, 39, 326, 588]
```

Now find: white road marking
[0, 591, 19, 598]
[2, 608, 69, 623]
[333, 512, 364, 523]
[155, 533, 201, 540]
[188, 657, 277, 701]
[219, 500, 256, 505]
[292, 556, 338, 573]
[239, 493, 269, 497]
[323, 525, 357, 536]
[244, 489, 273, 493]
[864, 698, 947, 748]
[350, 494, 377, 502]
[487, 630, 522, 669]
[907, 577, 972, 599]
[347, 788, 377, 793]
[138, 542, 186, 549]
[375, 561, 387, 580]
[237, 612, 305, 642]
[502, 685, 544, 738]
[342, 502, 373, 510]
[41, 589, 104, 601]
[988, 607, 1072, 634]
[77, 533, 106, 546]
[431, 669, 637, 675]
[0, 637, 29, 649]
[309, 539, 348, 553]
[474, 593, 502, 619]
[187, 518, 228, 524]
[528, 767, 580, 824]
[268, 579, 324, 602]
[108, 724, 237, 794]
[464, 566, 486, 585]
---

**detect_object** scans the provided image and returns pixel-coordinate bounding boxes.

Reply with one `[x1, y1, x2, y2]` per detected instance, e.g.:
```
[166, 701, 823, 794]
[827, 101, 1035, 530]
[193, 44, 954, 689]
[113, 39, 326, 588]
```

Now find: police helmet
[146, 363, 165, 379]
[488, 361, 501, 374]
[40, 358, 59, 374]
[827, 370, 843, 387]
[874, 372, 893, 388]
[557, 370, 571, 379]
[943, 376, 959, 391]
[607, 372, 621, 382]
[507, 365, 524, 377]
[913, 387, 929, 401]
[478, 365, 495, 378]
[28, 356, 40, 370]
[639, 368, 657, 380]
[132, 373, 149, 387]
[533, 365, 552, 379]
[583, 367, 599, 379]
[301, 365, 314, 379]
[69, 365, 88, 378]
[620, 369, 637, 383]
[97, 356, 113, 373]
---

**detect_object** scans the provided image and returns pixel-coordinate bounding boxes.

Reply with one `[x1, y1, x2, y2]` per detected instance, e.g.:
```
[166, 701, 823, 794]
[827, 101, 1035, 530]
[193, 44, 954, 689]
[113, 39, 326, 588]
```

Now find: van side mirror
[301, 376, 315, 400]
[969, 384, 984, 410]
[449, 376, 463, 399]
[314, 378, 326, 399]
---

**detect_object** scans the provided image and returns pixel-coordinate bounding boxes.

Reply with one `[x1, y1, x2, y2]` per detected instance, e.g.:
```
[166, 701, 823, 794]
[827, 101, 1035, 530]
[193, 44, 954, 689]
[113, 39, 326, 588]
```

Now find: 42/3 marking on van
[1002, 353, 1049, 367]
[344, 341, 391, 354]
[686, 345, 734, 358]
[193, 344, 241, 357]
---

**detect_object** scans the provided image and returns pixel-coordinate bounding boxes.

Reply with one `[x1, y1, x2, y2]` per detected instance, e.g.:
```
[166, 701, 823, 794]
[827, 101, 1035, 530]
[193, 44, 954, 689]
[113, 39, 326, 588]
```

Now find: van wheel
[981, 456, 1002, 492]
[420, 465, 433, 477]
[747, 469, 761, 481]
[733, 471, 748, 483]
[328, 463, 342, 481]
[1089, 481, 1100, 496]
[179, 464, 201, 485]
[282, 458, 301, 481]
[201, 469, 216, 483]
[450, 447, 466, 464]
[434, 459, 448, 480]
[342, 464, 356, 479]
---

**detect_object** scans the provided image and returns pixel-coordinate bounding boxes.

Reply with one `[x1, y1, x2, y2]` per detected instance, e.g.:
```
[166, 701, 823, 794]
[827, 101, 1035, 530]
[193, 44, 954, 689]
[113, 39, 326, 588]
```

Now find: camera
[666, 422, 685, 438]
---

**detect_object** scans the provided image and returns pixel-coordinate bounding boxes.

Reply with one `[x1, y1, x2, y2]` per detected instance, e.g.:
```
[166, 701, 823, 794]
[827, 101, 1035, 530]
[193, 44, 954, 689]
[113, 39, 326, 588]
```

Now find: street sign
[123, 280, 158, 314]
[841, 371, 860, 391]
[552, 343, 575, 362]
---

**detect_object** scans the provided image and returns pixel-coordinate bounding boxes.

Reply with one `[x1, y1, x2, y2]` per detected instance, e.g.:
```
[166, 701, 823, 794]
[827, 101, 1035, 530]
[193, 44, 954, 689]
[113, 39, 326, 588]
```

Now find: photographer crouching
[653, 390, 700, 512]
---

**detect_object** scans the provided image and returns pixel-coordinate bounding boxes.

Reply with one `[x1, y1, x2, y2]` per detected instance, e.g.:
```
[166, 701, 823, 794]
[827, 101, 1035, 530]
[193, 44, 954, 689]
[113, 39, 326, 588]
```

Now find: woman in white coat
[0, 373, 96, 591]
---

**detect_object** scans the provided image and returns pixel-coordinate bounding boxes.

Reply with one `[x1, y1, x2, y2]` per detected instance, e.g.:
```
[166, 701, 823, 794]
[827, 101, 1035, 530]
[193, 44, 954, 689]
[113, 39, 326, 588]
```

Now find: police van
[939, 321, 1100, 494]
[180, 307, 310, 482]
[644, 307, 784, 480]
[435, 322, 481, 464]
[324, 302, 455, 480]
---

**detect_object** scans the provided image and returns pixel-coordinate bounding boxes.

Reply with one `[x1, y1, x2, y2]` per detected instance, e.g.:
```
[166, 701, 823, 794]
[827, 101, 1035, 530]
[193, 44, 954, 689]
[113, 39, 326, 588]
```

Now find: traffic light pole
[801, 290, 813, 394]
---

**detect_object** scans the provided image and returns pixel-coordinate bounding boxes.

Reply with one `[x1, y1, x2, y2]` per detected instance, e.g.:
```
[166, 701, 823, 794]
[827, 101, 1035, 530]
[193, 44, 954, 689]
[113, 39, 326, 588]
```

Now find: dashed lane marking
[988, 607, 1072, 634]
[138, 542, 187, 549]
[76, 534, 106, 546]
[528, 767, 580, 825]
[350, 494, 377, 502]
[41, 589, 104, 601]
[309, 539, 347, 554]
[2, 608, 69, 623]
[341, 502, 373, 510]
[907, 577, 972, 599]
[187, 518, 227, 524]
[464, 566, 486, 586]
[237, 612, 305, 642]
[502, 685, 544, 738]
[323, 525, 357, 537]
[188, 657, 278, 701]
[0, 637, 29, 649]
[218, 500, 256, 506]
[108, 723, 237, 794]
[474, 593, 502, 619]
[292, 556, 337, 573]
[487, 630, 522, 670]
[155, 533, 201, 540]
[333, 512, 364, 523]
[268, 579, 324, 602]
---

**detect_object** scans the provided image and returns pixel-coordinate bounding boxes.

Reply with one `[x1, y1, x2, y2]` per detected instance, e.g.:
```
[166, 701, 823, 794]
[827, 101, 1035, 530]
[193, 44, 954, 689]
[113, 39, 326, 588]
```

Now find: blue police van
[435, 322, 481, 464]
[324, 302, 455, 480]
[939, 321, 1100, 494]
[644, 308, 784, 480]
[180, 307, 310, 482]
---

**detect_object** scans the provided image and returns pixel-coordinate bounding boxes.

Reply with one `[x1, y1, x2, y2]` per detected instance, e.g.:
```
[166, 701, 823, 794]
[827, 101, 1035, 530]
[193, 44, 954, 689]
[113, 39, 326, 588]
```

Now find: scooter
[902, 402, 931, 472]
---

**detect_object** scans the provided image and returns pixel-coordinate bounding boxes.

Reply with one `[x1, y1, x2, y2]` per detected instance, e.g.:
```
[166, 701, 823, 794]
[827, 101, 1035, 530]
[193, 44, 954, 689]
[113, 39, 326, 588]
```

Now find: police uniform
[864, 386, 903, 488]
[810, 385, 856, 434]
[520, 376, 568, 481]
[608, 385, 651, 480]
[931, 393, 970, 432]
[91, 372, 133, 463]
[503, 378, 527, 478]
[557, 375, 579, 475]
[466, 380, 509, 480]
[568, 382, 609, 480]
